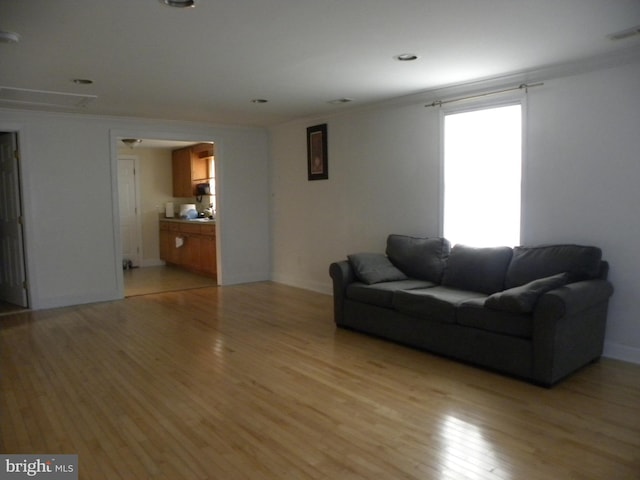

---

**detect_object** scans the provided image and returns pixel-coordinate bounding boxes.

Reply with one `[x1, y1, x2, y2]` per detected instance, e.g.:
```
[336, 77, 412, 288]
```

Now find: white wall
[269, 58, 640, 364]
[270, 103, 441, 292]
[524, 61, 640, 363]
[0, 109, 270, 309]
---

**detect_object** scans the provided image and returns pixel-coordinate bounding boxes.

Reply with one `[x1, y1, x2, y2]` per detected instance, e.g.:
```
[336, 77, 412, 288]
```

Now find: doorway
[0, 132, 29, 313]
[116, 137, 218, 297]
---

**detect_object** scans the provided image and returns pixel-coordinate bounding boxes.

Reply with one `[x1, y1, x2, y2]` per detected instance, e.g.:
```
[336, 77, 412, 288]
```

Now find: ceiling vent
[608, 25, 640, 41]
[0, 86, 97, 108]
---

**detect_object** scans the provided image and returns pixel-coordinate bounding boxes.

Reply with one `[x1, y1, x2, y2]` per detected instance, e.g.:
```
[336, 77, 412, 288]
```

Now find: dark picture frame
[307, 123, 328, 180]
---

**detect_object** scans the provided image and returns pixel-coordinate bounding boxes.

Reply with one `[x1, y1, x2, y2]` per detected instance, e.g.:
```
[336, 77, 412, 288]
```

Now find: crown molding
[402, 45, 640, 107]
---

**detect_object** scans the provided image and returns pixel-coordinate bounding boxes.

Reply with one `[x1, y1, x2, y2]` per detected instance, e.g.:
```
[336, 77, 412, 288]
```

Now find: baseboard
[34, 291, 119, 310]
[270, 273, 332, 295]
[219, 271, 270, 286]
[603, 341, 640, 365]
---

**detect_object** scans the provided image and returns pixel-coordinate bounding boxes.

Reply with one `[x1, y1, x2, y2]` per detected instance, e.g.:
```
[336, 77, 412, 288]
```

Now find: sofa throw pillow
[505, 244, 602, 289]
[485, 272, 569, 313]
[348, 253, 408, 285]
[441, 244, 513, 294]
[385, 235, 451, 283]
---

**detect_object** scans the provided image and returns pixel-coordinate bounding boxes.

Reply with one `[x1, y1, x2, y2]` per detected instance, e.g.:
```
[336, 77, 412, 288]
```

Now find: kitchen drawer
[179, 223, 202, 235]
[200, 224, 216, 235]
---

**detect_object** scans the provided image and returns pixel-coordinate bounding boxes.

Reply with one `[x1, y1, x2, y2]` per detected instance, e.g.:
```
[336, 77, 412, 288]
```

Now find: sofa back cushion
[386, 235, 451, 283]
[485, 272, 569, 313]
[505, 244, 602, 289]
[442, 245, 513, 294]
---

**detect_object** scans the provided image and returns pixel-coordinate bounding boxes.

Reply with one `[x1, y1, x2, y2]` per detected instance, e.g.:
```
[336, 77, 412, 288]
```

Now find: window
[442, 103, 522, 247]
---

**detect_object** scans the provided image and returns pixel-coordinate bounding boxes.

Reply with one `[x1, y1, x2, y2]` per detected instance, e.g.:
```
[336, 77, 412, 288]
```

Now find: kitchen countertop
[160, 217, 216, 224]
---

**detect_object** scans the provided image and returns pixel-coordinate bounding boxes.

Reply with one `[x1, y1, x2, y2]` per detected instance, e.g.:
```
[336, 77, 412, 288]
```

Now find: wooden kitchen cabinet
[159, 222, 169, 260]
[171, 147, 193, 197]
[159, 220, 216, 278]
[199, 224, 217, 276]
[172, 143, 214, 197]
[159, 221, 181, 265]
[179, 223, 202, 272]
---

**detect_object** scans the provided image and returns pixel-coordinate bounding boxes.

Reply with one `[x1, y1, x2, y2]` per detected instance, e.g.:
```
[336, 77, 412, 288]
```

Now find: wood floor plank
[1, 281, 639, 479]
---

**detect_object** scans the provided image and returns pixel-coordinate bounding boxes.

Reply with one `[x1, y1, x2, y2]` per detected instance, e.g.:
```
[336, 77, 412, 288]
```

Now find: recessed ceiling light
[395, 53, 419, 61]
[328, 98, 354, 104]
[0, 31, 20, 44]
[72, 78, 94, 85]
[159, 0, 195, 7]
[251, 99, 268, 104]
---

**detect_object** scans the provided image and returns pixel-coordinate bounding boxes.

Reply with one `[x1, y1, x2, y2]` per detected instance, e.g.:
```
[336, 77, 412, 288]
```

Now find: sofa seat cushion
[346, 279, 437, 308]
[386, 235, 451, 283]
[505, 244, 602, 288]
[347, 252, 408, 285]
[393, 286, 486, 324]
[442, 245, 513, 294]
[457, 298, 533, 338]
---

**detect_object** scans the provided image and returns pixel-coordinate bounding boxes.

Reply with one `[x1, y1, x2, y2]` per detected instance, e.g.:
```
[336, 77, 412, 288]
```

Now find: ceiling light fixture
[0, 31, 20, 44]
[251, 99, 268, 104]
[159, 0, 195, 7]
[395, 53, 419, 61]
[121, 138, 142, 148]
[72, 78, 94, 85]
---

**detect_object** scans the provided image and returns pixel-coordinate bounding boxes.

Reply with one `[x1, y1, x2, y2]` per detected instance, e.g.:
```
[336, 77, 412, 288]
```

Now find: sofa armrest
[535, 279, 614, 319]
[532, 279, 614, 385]
[329, 261, 356, 325]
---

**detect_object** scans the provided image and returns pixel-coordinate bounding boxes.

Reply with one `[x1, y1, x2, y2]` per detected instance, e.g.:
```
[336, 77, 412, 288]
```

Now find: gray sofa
[329, 235, 614, 386]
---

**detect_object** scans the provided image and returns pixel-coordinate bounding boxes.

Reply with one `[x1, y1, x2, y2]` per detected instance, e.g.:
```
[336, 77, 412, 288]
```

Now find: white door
[118, 156, 141, 267]
[0, 132, 28, 307]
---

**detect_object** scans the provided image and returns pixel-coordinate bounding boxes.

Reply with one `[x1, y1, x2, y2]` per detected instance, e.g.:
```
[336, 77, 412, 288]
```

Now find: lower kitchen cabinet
[159, 220, 216, 278]
[199, 229, 217, 276]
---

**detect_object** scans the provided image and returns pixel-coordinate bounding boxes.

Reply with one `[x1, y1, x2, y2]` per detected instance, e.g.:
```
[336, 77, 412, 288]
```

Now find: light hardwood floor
[123, 265, 217, 297]
[0, 265, 216, 317]
[1, 282, 639, 479]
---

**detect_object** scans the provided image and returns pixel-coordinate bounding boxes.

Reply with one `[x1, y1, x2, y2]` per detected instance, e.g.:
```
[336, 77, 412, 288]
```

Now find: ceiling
[1, 0, 639, 127]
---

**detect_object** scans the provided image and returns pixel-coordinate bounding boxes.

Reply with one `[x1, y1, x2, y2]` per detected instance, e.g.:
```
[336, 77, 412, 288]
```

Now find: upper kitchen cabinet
[172, 143, 214, 197]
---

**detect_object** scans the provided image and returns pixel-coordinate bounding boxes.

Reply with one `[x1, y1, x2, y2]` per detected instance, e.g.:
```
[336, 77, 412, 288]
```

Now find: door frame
[110, 130, 221, 299]
[0, 129, 31, 308]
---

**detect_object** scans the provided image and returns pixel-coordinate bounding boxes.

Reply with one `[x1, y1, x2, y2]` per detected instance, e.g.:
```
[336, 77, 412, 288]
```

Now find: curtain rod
[425, 82, 544, 108]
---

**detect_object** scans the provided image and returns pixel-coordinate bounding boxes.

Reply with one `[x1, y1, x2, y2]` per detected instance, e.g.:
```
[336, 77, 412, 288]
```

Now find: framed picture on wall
[307, 123, 328, 180]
